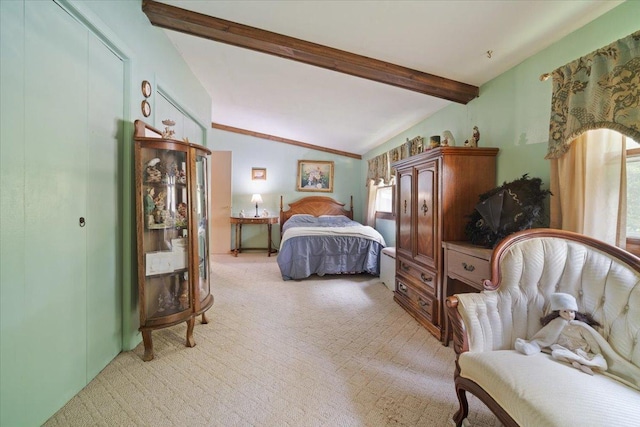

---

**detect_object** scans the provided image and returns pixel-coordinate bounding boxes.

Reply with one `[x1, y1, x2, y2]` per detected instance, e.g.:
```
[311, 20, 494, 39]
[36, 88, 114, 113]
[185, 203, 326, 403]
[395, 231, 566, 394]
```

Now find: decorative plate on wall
[141, 100, 151, 117]
[141, 80, 152, 98]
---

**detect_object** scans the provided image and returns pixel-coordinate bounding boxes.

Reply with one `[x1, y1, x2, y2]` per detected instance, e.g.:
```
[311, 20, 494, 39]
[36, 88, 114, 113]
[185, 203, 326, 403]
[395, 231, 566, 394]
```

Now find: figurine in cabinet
[176, 202, 188, 227]
[178, 273, 189, 310]
[144, 188, 156, 227]
[151, 190, 167, 224]
[146, 158, 162, 183]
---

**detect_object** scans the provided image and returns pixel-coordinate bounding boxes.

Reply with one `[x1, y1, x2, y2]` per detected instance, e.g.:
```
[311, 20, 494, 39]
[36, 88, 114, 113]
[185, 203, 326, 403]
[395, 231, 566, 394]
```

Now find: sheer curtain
[550, 129, 627, 246]
[365, 179, 377, 226]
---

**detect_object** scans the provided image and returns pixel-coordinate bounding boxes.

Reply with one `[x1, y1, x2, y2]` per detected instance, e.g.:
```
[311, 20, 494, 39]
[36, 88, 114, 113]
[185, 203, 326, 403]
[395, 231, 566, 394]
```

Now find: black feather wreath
[464, 174, 552, 248]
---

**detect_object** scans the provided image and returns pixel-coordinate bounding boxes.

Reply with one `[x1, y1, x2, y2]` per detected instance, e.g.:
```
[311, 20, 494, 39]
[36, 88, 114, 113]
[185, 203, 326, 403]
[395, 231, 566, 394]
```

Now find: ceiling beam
[211, 123, 362, 160]
[142, 0, 479, 104]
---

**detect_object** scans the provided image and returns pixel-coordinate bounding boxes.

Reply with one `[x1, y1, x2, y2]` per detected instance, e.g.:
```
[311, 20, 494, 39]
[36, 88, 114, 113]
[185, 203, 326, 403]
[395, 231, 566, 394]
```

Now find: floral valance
[366, 136, 423, 186]
[366, 152, 390, 185]
[546, 30, 640, 159]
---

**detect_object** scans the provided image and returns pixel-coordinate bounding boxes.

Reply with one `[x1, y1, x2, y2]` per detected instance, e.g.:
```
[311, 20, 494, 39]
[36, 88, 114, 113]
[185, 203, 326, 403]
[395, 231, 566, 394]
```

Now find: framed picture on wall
[296, 160, 334, 192]
[252, 167, 267, 180]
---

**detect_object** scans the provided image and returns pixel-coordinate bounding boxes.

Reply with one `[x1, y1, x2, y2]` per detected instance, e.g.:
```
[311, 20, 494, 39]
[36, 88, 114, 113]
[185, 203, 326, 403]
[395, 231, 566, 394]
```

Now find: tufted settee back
[456, 229, 640, 369]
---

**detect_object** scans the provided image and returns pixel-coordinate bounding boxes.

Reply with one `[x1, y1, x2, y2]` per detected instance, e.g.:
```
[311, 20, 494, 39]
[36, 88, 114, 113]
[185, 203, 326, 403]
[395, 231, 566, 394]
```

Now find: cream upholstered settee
[446, 228, 640, 427]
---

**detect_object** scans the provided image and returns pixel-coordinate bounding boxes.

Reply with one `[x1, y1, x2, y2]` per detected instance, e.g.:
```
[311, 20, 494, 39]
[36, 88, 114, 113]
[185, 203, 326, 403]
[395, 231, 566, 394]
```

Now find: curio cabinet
[134, 120, 213, 361]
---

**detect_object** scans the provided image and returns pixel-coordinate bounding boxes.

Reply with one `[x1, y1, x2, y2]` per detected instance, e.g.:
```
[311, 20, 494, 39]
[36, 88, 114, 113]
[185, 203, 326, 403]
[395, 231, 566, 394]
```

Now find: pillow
[318, 215, 355, 226]
[319, 214, 349, 219]
[288, 214, 316, 222]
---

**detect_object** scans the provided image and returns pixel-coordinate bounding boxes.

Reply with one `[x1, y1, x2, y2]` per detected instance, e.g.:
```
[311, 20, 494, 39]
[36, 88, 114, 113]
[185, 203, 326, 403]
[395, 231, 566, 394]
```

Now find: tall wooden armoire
[392, 147, 498, 341]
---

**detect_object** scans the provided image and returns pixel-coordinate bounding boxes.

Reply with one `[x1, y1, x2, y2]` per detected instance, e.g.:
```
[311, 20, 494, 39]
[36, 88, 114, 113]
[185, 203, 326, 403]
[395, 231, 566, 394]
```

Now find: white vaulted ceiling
[152, 0, 622, 156]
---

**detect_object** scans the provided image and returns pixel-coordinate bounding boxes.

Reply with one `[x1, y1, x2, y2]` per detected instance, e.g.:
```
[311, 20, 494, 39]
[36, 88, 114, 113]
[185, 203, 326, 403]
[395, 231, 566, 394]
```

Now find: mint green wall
[210, 129, 364, 247]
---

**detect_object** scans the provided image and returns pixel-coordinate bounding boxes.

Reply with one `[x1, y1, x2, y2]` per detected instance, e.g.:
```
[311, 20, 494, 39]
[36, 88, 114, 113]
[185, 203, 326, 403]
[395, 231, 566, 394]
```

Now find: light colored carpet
[45, 254, 501, 426]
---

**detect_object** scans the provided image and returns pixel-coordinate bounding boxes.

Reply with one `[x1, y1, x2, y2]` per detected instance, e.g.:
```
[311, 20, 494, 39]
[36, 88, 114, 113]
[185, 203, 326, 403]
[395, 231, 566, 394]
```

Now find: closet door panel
[86, 34, 123, 379]
[23, 0, 88, 417]
[0, 2, 27, 424]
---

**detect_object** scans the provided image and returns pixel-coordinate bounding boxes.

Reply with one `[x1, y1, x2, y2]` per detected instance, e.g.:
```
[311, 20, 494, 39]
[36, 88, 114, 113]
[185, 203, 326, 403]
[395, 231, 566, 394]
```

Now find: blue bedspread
[277, 215, 386, 280]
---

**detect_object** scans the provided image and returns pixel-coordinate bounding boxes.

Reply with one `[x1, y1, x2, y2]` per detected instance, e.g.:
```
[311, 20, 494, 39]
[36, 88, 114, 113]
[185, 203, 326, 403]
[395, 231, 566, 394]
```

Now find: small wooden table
[230, 216, 279, 256]
[442, 241, 493, 346]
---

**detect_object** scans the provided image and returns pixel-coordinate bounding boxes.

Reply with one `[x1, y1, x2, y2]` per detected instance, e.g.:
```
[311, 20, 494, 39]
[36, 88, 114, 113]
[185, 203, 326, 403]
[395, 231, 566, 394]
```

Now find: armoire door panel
[397, 170, 413, 257]
[415, 162, 437, 268]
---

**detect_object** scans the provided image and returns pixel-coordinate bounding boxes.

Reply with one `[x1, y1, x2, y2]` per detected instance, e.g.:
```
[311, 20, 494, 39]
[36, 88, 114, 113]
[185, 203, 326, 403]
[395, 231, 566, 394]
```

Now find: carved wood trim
[445, 296, 469, 355]
[212, 123, 361, 160]
[142, 0, 479, 104]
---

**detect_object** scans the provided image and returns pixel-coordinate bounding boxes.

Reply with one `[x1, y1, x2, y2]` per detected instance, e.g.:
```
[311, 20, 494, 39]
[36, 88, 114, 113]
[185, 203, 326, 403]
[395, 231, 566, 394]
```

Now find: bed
[277, 196, 386, 280]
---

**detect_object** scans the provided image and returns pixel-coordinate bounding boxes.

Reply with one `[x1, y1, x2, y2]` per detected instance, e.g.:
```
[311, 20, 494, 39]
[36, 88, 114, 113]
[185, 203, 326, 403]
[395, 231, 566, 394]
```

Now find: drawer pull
[420, 273, 433, 283]
[401, 262, 410, 272]
[418, 298, 430, 308]
[462, 262, 475, 272]
[398, 283, 408, 293]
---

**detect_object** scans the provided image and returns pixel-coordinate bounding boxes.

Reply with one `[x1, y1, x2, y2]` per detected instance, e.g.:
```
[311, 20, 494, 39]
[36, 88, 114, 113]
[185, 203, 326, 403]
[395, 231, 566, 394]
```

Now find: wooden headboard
[280, 195, 354, 231]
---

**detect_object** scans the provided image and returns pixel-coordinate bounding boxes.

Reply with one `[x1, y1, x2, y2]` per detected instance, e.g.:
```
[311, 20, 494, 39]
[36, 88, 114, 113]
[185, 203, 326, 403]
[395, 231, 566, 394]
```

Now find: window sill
[626, 237, 640, 257]
[375, 211, 394, 221]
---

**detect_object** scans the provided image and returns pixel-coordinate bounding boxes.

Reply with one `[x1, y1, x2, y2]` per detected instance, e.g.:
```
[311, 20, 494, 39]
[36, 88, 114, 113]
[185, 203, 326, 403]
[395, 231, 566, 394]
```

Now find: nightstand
[442, 241, 493, 345]
[230, 216, 279, 256]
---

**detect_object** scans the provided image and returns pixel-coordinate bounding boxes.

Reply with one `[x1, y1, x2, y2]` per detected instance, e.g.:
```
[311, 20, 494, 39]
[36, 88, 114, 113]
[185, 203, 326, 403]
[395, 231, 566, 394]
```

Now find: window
[375, 184, 394, 220]
[627, 137, 640, 239]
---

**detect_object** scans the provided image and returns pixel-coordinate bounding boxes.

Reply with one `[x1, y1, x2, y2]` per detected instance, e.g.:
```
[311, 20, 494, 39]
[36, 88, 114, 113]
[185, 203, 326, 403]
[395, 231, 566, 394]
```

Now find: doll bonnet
[549, 292, 578, 312]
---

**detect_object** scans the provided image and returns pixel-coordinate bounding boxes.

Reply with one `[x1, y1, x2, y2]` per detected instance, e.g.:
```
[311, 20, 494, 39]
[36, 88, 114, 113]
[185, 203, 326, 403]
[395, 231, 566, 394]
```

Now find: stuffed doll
[514, 293, 608, 375]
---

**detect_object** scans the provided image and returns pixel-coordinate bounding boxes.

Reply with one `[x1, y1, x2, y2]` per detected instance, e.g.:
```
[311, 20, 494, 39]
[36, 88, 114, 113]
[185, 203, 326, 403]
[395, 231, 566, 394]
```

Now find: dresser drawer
[396, 256, 437, 294]
[446, 249, 490, 289]
[396, 277, 437, 322]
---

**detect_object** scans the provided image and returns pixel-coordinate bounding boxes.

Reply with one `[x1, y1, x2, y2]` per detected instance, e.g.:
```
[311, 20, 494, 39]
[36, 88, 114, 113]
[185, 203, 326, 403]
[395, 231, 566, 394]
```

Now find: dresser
[392, 147, 498, 342]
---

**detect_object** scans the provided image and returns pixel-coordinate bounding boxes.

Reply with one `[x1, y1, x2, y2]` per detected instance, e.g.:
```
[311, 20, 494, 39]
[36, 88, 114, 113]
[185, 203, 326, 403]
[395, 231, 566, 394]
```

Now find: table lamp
[251, 194, 263, 217]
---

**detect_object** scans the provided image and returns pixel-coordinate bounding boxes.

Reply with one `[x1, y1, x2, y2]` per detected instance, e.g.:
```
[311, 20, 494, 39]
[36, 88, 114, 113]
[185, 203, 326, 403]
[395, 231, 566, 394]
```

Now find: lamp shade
[251, 194, 263, 204]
